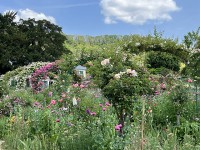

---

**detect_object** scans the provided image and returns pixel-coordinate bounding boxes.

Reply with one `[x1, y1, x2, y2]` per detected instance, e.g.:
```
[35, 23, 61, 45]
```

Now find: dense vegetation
[0, 11, 70, 74]
[0, 12, 200, 150]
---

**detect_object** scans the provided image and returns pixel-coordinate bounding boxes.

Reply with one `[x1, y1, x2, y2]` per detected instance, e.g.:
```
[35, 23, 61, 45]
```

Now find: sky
[0, 0, 200, 41]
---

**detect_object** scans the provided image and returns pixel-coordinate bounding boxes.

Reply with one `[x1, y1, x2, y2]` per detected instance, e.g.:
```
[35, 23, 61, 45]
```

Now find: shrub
[146, 51, 180, 71]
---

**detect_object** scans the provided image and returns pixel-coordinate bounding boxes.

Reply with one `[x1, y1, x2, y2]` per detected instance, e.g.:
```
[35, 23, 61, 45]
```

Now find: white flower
[126, 69, 132, 74]
[119, 71, 125, 75]
[135, 42, 140, 46]
[72, 97, 77, 106]
[62, 107, 68, 111]
[130, 70, 137, 77]
[114, 73, 121, 79]
[101, 59, 110, 66]
[127, 69, 138, 77]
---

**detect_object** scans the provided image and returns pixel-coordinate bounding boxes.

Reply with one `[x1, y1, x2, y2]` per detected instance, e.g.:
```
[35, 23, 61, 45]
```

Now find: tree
[183, 27, 200, 49]
[0, 11, 70, 74]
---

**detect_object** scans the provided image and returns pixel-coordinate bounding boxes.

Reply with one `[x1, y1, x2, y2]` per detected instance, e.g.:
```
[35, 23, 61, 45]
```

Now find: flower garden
[0, 34, 200, 150]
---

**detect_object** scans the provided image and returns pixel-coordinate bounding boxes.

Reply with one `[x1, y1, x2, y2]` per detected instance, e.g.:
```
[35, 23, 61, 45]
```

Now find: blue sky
[0, 0, 199, 41]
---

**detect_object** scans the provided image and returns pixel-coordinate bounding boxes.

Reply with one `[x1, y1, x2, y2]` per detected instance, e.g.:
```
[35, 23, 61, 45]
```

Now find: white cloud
[4, 9, 56, 24]
[100, 0, 180, 25]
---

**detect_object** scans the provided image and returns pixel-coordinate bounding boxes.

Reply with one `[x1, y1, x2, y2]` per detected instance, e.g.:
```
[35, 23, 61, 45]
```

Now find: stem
[141, 97, 145, 150]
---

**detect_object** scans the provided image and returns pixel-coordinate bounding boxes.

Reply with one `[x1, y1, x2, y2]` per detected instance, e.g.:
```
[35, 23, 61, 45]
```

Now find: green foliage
[183, 27, 200, 49]
[152, 84, 194, 127]
[123, 35, 189, 61]
[0, 11, 70, 74]
[147, 51, 180, 71]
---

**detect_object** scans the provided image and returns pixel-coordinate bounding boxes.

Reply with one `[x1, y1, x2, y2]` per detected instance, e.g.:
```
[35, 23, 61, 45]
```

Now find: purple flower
[86, 109, 91, 115]
[102, 107, 106, 111]
[48, 92, 53, 97]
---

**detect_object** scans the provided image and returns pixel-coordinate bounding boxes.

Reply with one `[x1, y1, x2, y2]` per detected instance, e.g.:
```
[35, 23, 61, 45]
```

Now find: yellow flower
[10, 116, 16, 123]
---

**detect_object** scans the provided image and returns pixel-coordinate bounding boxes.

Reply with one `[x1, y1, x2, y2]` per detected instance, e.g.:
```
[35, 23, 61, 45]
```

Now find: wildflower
[91, 112, 97, 116]
[48, 92, 53, 97]
[99, 103, 103, 107]
[101, 59, 110, 66]
[10, 116, 16, 123]
[155, 91, 159, 95]
[72, 83, 79, 87]
[147, 107, 152, 113]
[115, 125, 120, 131]
[95, 94, 99, 98]
[86, 109, 91, 115]
[72, 97, 78, 106]
[58, 99, 63, 103]
[56, 119, 60, 122]
[33, 101, 40, 106]
[105, 102, 110, 106]
[102, 107, 106, 111]
[62, 107, 68, 111]
[51, 100, 56, 105]
[160, 83, 166, 90]
[115, 124, 122, 131]
[187, 78, 192, 83]
[87, 61, 93, 66]
[130, 70, 137, 77]
[80, 84, 85, 88]
[5, 95, 9, 99]
[114, 73, 121, 79]
[61, 93, 66, 98]
[126, 69, 132, 74]
[118, 124, 122, 128]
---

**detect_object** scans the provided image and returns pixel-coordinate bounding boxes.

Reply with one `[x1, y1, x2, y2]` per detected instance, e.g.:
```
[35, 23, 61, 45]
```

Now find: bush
[147, 51, 180, 71]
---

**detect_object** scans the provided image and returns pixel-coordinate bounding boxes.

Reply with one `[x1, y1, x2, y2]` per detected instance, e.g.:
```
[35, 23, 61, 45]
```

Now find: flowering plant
[88, 49, 153, 126]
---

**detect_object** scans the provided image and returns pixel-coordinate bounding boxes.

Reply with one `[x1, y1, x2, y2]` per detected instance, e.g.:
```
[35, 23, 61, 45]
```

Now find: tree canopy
[0, 11, 70, 74]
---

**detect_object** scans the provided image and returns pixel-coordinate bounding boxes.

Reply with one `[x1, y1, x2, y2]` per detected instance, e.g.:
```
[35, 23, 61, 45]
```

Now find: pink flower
[160, 83, 166, 90]
[56, 119, 60, 122]
[105, 102, 110, 106]
[58, 99, 63, 103]
[61, 93, 66, 98]
[50, 100, 56, 105]
[91, 112, 97, 116]
[99, 103, 103, 107]
[34, 101, 40, 106]
[187, 78, 192, 83]
[115, 124, 123, 131]
[118, 124, 122, 128]
[155, 91, 159, 95]
[48, 92, 53, 97]
[72, 83, 79, 87]
[102, 107, 106, 111]
[95, 95, 99, 98]
[80, 84, 85, 88]
[115, 125, 120, 131]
